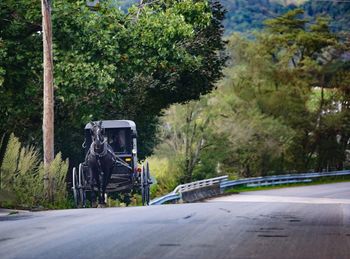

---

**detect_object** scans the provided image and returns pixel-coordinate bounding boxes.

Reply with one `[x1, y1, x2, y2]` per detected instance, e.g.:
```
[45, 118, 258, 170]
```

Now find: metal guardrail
[173, 176, 228, 194]
[150, 170, 350, 205]
[220, 170, 350, 190]
[150, 175, 228, 205]
[246, 179, 312, 187]
[149, 193, 181, 205]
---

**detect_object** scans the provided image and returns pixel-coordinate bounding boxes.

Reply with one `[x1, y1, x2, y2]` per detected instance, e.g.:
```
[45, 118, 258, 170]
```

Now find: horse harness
[88, 142, 132, 171]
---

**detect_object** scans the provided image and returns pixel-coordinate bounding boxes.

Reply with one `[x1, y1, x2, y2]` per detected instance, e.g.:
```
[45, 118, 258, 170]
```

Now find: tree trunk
[42, 0, 54, 202]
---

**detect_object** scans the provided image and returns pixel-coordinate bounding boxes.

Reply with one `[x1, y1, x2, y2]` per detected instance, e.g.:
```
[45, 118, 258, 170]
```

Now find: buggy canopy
[85, 120, 136, 133]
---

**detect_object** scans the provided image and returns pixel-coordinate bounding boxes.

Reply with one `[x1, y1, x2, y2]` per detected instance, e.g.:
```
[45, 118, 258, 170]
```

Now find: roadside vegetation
[0, 1, 349, 207]
[149, 9, 350, 196]
[0, 0, 226, 208]
[0, 135, 69, 209]
[0, 0, 226, 165]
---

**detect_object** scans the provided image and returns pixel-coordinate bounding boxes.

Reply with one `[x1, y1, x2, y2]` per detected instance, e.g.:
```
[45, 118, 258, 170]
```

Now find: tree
[157, 98, 213, 183]
[152, 9, 349, 182]
[220, 10, 349, 173]
[262, 9, 349, 171]
[0, 0, 226, 166]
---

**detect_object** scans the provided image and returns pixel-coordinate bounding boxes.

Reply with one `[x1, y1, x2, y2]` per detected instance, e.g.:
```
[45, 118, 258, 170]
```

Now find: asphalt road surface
[1, 182, 350, 259]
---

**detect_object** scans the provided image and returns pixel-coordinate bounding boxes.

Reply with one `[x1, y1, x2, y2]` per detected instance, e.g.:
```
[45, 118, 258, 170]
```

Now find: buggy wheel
[141, 162, 151, 206]
[72, 167, 80, 207]
[141, 165, 146, 205]
[145, 162, 151, 205]
[78, 163, 86, 207]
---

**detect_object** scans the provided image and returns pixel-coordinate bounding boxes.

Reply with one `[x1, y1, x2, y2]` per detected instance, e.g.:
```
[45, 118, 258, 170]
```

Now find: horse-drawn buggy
[72, 120, 152, 207]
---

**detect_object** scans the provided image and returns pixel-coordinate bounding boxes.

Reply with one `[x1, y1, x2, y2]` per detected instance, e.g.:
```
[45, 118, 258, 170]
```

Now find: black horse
[86, 121, 116, 207]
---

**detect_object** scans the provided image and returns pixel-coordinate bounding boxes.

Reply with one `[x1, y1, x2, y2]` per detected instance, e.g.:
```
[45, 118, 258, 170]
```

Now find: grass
[0, 134, 69, 209]
[224, 176, 350, 194]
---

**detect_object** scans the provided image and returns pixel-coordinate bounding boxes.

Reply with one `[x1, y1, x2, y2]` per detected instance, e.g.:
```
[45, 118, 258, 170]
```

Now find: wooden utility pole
[42, 0, 54, 200]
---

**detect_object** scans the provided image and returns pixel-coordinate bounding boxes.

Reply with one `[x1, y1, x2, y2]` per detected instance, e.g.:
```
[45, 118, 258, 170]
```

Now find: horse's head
[90, 121, 106, 150]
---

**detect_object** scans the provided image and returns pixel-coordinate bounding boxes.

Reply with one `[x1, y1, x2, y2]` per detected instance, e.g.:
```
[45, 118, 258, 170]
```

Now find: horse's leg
[98, 165, 112, 207]
[102, 168, 111, 205]
[94, 157, 104, 206]
[89, 165, 97, 208]
[123, 193, 131, 206]
[98, 170, 105, 205]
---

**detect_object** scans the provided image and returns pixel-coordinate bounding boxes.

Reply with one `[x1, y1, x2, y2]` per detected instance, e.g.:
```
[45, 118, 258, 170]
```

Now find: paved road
[1, 182, 350, 259]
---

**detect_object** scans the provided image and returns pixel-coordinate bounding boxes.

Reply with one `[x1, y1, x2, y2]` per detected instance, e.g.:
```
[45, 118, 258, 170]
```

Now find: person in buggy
[108, 129, 127, 153]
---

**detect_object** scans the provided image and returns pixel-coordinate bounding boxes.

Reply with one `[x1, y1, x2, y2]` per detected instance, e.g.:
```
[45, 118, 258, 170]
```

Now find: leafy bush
[147, 156, 182, 197]
[45, 152, 69, 208]
[0, 134, 69, 209]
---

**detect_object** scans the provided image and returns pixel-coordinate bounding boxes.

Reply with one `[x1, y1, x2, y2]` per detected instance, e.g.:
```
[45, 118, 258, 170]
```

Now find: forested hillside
[222, 0, 350, 33]
[117, 0, 350, 34]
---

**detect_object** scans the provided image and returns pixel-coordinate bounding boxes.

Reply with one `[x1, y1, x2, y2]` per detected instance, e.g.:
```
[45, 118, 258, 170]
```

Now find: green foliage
[0, 134, 69, 209]
[155, 98, 220, 183]
[303, 1, 350, 33]
[148, 156, 181, 197]
[117, 0, 350, 35]
[149, 10, 349, 194]
[229, 11, 349, 173]
[0, 38, 5, 87]
[221, 0, 350, 35]
[1, 134, 23, 191]
[1, 134, 43, 207]
[218, 0, 286, 33]
[210, 86, 294, 176]
[0, 0, 226, 166]
[46, 152, 69, 208]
